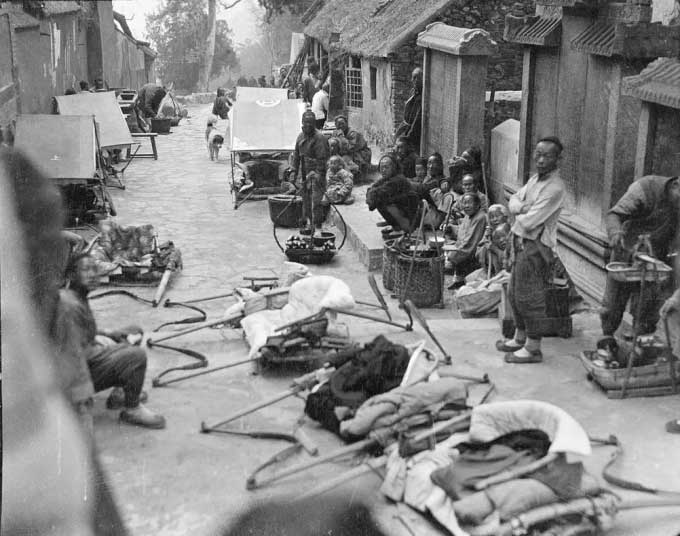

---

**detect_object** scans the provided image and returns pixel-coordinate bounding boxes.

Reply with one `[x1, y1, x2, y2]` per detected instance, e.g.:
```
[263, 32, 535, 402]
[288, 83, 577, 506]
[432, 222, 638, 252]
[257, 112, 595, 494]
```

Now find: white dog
[205, 120, 224, 161]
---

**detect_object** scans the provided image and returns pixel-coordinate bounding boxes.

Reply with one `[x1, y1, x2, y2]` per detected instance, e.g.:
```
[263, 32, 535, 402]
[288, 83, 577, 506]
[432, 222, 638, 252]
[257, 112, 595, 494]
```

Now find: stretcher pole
[146, 312, 242, 345]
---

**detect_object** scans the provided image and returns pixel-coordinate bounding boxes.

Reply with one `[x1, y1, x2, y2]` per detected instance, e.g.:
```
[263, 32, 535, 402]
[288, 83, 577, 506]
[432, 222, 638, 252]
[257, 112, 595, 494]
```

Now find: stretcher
[54, 91, 134, 189]
[229, 93, 305, 209]
[13, 114, 115, 224]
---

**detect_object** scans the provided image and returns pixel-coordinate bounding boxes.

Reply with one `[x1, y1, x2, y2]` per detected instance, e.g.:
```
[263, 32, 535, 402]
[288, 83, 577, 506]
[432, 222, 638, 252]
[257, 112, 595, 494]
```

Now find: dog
[206, 121, 224, 161]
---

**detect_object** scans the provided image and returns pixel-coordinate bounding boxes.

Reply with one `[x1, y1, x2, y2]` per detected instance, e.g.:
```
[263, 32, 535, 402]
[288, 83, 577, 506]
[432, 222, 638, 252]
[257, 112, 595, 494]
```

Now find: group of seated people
[367, 140, 509, 289]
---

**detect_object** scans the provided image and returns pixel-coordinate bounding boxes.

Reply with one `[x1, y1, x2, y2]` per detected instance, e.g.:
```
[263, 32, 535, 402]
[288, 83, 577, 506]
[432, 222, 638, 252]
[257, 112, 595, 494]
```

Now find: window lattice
[345, 67, 363, 109]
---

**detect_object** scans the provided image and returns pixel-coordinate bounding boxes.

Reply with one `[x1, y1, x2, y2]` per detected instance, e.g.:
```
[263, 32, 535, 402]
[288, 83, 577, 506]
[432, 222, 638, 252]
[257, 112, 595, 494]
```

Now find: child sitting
[424, 178, 455, 230]
[325, 155, 354, 205]
[411, 157, 428, 184]
[477, 222, 511, 277]
[328, 137, 360, 180]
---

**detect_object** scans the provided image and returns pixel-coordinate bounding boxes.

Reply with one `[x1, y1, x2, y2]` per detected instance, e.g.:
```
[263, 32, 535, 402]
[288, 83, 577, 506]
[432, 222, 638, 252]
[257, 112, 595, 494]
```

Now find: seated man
[444, 193, 487, 289]
[332, 115, 372, 179]
[325, 155, 354, 205]
[366, 153, 419, 234]
[56, 253, 165, 429]
[329, 137, 359, 180]
[395, 136, 418, 179]
[600, 174, 680, 353]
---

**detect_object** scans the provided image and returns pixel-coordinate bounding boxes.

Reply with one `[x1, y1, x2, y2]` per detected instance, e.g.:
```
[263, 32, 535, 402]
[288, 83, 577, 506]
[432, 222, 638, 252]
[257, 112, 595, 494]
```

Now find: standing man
[599, 175, 680, 354]
[497, 137, 566, 363]
[290, 110, 330, 236]
[395, 68, 423, 152]
[311, 82, 330, 129]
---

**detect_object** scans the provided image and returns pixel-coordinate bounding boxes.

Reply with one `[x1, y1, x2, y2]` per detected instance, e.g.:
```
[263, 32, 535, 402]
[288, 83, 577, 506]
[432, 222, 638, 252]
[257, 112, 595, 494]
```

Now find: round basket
[382, 240, 399, 291]
[268, 195, 303, 228]
[394, 251, 444, 307]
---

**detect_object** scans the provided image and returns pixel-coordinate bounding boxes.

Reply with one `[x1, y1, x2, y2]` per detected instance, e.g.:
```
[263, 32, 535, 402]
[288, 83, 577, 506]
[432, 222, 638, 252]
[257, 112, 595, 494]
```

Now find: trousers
[87, 343, 147, 408]
[508, 238, 553, 340]
[301, 171, 327, 227]
[600, 276, 665, 336]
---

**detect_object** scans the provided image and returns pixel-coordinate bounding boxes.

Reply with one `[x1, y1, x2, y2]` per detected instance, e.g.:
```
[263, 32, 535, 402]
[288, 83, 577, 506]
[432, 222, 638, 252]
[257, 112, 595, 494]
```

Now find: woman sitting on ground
[453, 173, 489, 215]
[444, 192, 487, 289]
[366, 153, 419, 234]
[325, 155, 354, 205]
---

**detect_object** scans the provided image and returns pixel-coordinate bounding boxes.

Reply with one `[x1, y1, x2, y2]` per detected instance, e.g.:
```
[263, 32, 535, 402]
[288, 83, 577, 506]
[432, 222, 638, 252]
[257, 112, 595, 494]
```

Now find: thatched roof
[304, 0, 457, 58]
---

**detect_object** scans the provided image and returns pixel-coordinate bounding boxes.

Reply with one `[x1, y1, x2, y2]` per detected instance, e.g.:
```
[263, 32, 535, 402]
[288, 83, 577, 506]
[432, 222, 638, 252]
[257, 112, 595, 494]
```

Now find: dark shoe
[666, 419, 680, 434]
[376, 220, 390, 227]
[447, 280, 465, 290]
[495, 339, 526, 353]
[504, 349, 543, 364]
[120, 404, 166, 429]
[106, 387, 148, 410]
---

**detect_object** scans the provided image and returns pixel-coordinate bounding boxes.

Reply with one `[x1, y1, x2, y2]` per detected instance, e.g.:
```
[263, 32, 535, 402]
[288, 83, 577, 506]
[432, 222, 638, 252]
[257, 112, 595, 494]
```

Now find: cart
[229, 89, 305, 209]
[13, 114, 114, 225]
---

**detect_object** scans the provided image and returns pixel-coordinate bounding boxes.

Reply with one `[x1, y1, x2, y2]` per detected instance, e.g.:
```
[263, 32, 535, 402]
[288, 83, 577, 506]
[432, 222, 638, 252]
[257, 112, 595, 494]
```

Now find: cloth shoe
[666, 419, 680, 434]
[504, 349, 543, 364]
[376, 220, 390, 227]
[106, 387, 148, 410]
[495, 339, 525, 353]
[119, 404, 166, 429]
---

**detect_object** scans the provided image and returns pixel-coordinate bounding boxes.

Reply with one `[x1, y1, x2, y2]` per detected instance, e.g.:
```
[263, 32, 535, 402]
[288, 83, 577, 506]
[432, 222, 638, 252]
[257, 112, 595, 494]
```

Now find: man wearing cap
[497, 137, 566, 363]
[289, 110, 330, 235]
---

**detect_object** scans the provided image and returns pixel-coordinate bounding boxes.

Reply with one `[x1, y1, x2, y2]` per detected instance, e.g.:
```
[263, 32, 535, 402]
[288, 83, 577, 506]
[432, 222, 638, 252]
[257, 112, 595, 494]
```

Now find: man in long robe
[395, 68, 423, 152]
[290, 111, 330, 234]
[498, 137, 566, 363]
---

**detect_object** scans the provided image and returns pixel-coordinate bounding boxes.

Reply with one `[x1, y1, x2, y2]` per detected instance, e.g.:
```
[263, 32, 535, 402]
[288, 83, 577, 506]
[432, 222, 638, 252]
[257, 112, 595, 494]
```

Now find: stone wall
[438, 0, 535, 91]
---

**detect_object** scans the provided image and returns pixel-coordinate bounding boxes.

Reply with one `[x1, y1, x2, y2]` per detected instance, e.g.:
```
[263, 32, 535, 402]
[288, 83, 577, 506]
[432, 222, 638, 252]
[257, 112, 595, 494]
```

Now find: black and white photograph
[2, 0, 680, 534]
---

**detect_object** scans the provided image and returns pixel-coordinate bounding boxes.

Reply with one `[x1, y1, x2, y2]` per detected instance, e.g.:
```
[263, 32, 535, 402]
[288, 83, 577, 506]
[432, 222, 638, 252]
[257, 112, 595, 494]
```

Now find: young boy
[325, 155, 354, 205]
[413, 157, 427, 183]
[328, 137, 359, 179]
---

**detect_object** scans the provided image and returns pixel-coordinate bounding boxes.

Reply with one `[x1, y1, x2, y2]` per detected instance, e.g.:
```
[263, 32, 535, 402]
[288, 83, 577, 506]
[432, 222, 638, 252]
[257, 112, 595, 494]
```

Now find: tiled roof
[571, 21, 680, 59]
[571, 21, 615, 56]
[416, 23, 497, 56]
[622, 57, 680, 109]
[507, 15, 562, 47]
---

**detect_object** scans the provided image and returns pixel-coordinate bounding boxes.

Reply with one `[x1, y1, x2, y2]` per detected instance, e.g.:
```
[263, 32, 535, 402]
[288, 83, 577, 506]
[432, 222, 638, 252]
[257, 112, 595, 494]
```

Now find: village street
[92, 103, 680, 536]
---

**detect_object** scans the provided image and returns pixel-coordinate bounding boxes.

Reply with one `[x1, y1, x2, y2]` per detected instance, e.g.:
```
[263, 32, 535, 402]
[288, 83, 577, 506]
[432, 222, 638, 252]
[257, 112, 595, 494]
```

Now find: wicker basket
[285, 248, 335, 265]
[382, 240, 399, 291]
[394, 251, 444, 307]
[268, 195, 303, 228]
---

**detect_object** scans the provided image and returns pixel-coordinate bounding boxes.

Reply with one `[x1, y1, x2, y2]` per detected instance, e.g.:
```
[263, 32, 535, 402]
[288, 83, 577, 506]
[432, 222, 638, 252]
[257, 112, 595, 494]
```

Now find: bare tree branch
[219, 0, 245, 10]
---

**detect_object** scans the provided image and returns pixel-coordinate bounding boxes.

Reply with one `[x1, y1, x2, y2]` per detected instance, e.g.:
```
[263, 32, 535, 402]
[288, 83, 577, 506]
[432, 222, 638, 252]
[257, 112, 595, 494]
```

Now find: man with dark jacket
[600, 175, 680, 346]
[137, 83, 167, 118]
[395, 68, 423, 152]
[290, 110, 330, 235]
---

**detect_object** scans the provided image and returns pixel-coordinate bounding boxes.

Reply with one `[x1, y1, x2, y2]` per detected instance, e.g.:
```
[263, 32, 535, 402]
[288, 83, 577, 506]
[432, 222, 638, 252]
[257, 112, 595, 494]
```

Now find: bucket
[312, 231, 336, 248]
[150, 118, 171, 133]
[268, 195, 303, 228]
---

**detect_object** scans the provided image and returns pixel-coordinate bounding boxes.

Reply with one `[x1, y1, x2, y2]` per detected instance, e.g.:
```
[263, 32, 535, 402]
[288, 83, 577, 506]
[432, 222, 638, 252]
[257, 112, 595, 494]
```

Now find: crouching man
[56, 253, 165, 429]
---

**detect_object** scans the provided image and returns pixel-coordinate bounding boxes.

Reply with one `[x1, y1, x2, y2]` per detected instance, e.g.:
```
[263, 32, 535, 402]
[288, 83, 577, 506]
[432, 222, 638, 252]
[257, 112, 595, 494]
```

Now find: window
[370, 66, 377, 100]
[345, 56, 363, 108]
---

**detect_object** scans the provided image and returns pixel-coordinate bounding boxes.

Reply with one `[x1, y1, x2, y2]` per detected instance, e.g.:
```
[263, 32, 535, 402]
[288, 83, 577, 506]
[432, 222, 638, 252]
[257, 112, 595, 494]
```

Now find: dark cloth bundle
[305, 335, 410, 435]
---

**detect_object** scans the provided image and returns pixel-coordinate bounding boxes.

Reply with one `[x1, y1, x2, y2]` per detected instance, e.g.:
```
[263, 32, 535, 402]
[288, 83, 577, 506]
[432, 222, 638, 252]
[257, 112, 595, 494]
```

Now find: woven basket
[382, 240, 399, 291]
[394, 251, 444, 307]
[268, 195, 303, 228]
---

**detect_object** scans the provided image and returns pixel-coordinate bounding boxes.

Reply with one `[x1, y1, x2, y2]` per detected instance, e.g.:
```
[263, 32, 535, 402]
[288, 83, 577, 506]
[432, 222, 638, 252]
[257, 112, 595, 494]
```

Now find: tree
[147, 0, 238, 91]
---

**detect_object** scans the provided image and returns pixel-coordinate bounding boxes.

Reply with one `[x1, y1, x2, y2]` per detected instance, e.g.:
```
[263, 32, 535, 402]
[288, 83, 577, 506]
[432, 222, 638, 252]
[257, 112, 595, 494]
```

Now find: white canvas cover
[235, 86, 289, 102]
[14, 114, 97, 180]
[54, 91, 132, 149]
[230, 99, 305, 152]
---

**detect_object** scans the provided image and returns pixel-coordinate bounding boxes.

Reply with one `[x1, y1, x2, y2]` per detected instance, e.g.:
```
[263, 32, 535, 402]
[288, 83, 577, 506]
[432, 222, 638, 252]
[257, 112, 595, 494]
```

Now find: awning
[505, 15, 561, 47]
[230, 99, 306, 152]
[571, 21, 615, 56]
[622, 57, 680, 109]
